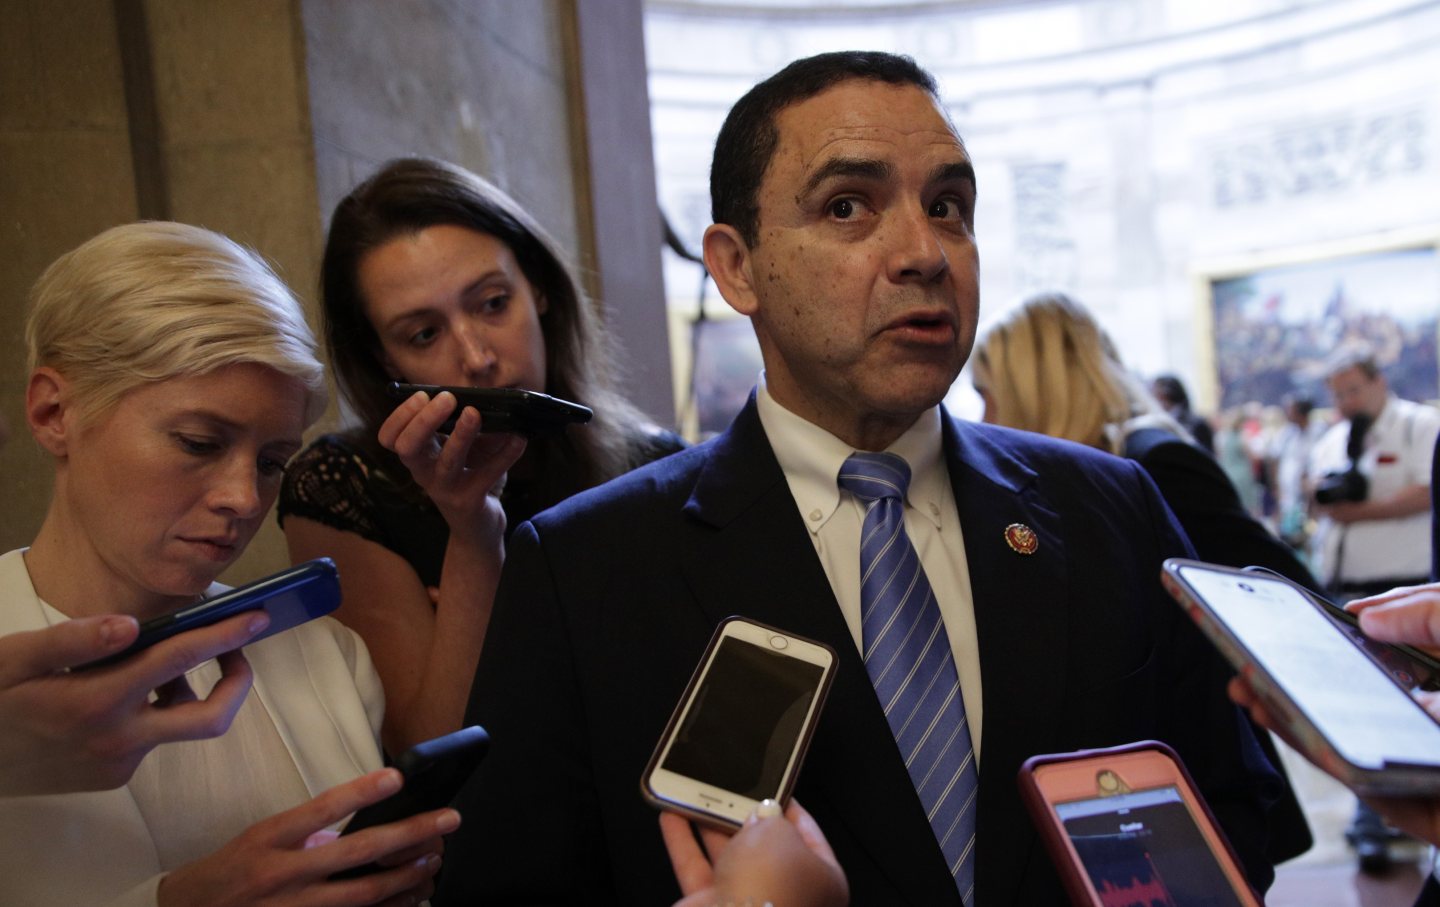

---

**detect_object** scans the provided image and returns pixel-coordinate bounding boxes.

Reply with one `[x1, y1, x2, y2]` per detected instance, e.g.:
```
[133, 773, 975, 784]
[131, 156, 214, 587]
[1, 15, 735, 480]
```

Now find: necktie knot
[838, 451, 912, 504]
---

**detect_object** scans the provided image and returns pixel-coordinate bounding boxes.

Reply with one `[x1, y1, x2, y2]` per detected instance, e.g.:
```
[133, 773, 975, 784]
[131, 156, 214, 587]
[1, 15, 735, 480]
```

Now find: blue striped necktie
[839, 451, 978, 905]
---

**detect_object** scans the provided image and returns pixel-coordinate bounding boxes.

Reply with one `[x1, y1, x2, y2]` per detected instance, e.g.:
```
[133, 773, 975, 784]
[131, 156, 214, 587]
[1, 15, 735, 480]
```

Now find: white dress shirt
[1309, 396, 1440, 585]
[755, 378, 983, 761]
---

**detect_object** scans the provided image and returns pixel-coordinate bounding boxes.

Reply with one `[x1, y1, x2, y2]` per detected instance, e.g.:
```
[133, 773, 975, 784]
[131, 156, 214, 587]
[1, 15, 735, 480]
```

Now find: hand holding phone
[1019, 741, 1260, 907]
[332, 725, 489, 879]
[642, 617, 837, 829]
[2, 612, 265, 796]
[1163, 558, 1440, 795]
[158, 767, 449, 905]
[73, 558, 341, 672]
[386, 382, 592, 437]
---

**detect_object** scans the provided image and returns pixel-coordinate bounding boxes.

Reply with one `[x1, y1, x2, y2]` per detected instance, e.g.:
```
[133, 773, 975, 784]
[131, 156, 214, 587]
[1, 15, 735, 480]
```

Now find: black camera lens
[1314, 467, 1368, 505]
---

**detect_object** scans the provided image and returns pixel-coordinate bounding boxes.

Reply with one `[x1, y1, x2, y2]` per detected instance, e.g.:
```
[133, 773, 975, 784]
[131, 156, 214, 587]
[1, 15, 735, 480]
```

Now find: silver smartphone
[641, 616, 837, 828]
[1162, 557, 1440, 795]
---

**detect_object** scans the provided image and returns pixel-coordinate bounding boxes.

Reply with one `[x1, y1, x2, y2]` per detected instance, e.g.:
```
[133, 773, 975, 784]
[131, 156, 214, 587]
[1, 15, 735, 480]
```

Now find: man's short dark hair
[710, 51, 940, 247]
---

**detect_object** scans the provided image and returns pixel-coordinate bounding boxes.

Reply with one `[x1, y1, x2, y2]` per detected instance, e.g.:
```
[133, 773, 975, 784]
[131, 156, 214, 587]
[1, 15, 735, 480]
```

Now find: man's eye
[408, 326, 439, 347]
[829, 198, 857, 219]
[929, 198, 967, 220]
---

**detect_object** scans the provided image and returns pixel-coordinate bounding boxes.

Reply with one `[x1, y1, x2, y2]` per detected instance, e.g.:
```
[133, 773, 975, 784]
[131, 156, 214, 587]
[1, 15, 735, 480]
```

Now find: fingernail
[436, 808, 461, 833]
[420, 853, 442, 873]
[246, 611, 271, 635]
[377, 768, 403, 796]
[756, 798, 782, 819]
[99, 616, 136, 648]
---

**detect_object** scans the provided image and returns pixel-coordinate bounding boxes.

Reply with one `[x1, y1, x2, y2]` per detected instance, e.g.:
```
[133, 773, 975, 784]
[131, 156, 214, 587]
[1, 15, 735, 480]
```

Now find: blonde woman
[972, 291, 1316, 863]
[2, 222, 451, 906]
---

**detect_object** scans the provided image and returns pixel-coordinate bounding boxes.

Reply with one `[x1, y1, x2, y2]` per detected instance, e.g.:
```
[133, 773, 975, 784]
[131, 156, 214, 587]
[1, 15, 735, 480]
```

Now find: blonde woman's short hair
[26, 221, 326, 426]
[973, 292, 1160, 454]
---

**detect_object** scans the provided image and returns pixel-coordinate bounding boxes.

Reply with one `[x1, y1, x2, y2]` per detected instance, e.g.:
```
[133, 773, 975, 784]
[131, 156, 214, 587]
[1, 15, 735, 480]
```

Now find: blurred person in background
[973, 290, 1318, 863]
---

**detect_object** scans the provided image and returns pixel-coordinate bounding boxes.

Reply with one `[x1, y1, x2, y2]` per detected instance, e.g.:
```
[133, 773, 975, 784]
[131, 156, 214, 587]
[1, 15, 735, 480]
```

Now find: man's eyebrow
[929, 161, 977, 192]
[797, 157, 893, 199]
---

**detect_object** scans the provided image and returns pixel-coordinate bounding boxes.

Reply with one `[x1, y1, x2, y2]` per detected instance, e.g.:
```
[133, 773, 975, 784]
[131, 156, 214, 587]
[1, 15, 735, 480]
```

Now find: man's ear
[702, 224, 760, 318]
[26, 367, 73, 457]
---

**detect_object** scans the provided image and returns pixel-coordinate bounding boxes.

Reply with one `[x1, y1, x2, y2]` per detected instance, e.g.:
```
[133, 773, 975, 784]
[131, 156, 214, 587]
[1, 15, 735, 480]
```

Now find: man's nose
[887, 207, 949, 283]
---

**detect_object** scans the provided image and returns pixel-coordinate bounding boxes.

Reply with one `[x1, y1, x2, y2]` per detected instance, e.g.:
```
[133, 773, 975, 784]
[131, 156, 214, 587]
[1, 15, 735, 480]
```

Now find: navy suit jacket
[436, 400, 1276, 905]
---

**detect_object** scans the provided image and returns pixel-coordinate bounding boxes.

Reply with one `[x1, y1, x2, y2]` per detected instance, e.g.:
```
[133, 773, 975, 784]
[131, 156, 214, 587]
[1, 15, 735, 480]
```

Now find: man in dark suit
[436, 51, 1278, 906]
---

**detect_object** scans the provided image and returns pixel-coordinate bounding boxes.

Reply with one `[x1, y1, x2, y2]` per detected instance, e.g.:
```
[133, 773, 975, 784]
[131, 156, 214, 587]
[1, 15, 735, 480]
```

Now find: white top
[0, 548, 385, 907]
[1308, 396, 1440, 585]
[755, 379, 983, 761]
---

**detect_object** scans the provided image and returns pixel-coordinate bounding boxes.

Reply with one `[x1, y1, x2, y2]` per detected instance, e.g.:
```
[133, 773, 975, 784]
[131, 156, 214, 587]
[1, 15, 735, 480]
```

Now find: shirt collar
[755, 374, 948, 534]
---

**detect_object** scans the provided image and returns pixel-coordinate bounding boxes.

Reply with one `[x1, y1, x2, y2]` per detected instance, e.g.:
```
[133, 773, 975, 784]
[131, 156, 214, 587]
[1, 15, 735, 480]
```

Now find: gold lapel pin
[1004, 523, 1038, 555]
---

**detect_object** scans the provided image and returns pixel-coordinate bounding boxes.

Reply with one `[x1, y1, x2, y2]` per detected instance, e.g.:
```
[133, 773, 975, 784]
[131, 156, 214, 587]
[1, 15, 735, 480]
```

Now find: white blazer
[0, 549, 385, 906]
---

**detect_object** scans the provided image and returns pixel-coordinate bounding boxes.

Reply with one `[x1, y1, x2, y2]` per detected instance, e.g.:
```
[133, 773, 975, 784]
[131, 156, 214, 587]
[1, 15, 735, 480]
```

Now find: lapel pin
[1004, 523, 1038, 555]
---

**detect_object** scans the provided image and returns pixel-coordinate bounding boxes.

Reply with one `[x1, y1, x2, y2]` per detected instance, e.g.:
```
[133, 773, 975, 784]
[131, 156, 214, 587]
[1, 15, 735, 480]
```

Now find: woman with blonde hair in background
[972, 290, 1318, 864]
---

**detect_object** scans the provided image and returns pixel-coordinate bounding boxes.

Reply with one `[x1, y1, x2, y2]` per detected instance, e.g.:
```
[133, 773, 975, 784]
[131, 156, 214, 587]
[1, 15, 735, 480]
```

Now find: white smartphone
[641, 616, 837, 828]
[1162, 557, 1440, 795]
[1019, 741, 1260, 907]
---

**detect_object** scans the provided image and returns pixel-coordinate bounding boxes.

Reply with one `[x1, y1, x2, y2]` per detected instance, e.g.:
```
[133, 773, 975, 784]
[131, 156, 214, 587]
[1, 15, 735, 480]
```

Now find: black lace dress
[277, 430, 685, 588]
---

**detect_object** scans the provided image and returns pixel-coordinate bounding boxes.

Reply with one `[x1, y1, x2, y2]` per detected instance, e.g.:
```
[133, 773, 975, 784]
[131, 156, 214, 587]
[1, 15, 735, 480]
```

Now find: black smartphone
[73, 558, 341, 671]
[386, 382, 592, 437]
[641, 617, 837, 829]
[332, 725, 490, 879]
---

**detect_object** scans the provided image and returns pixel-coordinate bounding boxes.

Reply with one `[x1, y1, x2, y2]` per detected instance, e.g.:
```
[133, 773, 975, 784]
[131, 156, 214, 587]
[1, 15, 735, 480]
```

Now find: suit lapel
[945, 417, 1072, 903]
[677, 400, 964, 905]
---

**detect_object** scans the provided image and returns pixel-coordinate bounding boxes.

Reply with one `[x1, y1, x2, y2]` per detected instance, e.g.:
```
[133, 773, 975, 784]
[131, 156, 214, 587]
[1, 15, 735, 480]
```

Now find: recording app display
[661, 637, 823, 799]
[1057, 786, 1244, 907]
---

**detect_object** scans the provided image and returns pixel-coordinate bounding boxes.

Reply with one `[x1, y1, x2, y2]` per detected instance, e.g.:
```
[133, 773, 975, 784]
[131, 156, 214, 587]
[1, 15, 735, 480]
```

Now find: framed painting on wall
[1195, 231, 1440, 412]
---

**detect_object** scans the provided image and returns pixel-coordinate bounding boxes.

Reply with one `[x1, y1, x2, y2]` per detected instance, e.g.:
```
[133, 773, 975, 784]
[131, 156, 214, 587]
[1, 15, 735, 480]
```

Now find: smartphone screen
[1241, 567, 1440, 691]
[1174, 563, 1440, 774]
[644, 618, 836, 827]
[661, 636, 823, 798]
[1056, 783, 1245, 906]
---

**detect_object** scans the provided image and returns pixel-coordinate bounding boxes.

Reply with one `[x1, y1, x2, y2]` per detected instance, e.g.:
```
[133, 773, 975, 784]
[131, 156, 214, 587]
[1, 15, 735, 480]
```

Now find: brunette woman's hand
[157, 768, 452, 907]
[379, 390, 525, 545]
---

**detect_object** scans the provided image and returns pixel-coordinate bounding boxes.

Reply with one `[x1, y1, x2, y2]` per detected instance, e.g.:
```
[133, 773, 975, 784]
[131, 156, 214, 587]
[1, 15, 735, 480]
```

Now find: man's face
[716, 79, 979, 450]
[1327, 365, 1387, 420]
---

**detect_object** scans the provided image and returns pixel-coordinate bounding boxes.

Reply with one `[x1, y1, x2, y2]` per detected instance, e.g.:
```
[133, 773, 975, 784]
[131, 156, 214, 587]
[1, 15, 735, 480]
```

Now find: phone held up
[331, 725, 490, 879]
[1019, 740, 1261, 907]
[1162, 558, 1440, 796]
[386, 382, 592, 437]
[73, 558, 341, 671]
[642, 617, 837, 829]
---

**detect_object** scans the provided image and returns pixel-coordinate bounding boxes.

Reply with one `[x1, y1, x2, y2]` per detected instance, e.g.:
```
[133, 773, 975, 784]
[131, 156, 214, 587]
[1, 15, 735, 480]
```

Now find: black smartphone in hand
[386, 382, 592, 437]
[73, 558, 341, 671]
[331, 725, 490, 879]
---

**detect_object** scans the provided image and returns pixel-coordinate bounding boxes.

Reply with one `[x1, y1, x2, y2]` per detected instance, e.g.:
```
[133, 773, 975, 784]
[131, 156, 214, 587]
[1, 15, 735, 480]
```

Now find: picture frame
[1193, 229, 1440, 412]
